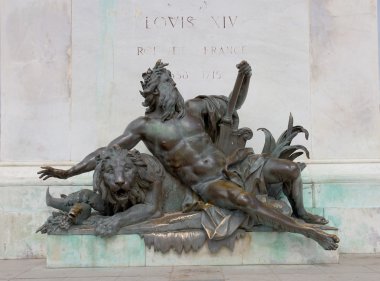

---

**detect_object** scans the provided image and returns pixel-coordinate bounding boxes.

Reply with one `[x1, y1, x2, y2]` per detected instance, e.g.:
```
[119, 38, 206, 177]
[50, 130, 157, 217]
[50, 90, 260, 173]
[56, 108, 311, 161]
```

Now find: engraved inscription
[202, 71, 222, 80]
[137, 46, 156, 56]
[136, 14, 246, 81]
[210, 16, 238, 28]
[144, 16, 237, 29]
[145, 16, 196, 29]
[137, 46, 247, 56]
[203, 46, 247, 55]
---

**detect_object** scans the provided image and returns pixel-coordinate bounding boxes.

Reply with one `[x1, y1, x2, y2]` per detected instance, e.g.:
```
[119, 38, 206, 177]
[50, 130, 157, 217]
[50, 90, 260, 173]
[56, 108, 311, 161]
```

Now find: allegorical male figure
[39, 61, 339, 250]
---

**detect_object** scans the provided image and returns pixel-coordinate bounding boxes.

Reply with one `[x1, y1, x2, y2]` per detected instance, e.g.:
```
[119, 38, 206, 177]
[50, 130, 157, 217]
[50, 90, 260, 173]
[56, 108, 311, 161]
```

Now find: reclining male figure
[39, 61, 339, 250]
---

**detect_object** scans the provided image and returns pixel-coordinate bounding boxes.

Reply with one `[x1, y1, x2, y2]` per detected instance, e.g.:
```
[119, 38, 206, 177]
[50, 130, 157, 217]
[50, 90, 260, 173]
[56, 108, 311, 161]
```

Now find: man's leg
[200, 179, 339, 250]
[263, 158, 328, 224]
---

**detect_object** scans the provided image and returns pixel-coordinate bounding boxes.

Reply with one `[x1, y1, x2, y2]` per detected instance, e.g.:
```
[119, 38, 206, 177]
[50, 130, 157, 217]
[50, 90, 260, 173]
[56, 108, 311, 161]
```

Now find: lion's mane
[93, 147, 164, 214]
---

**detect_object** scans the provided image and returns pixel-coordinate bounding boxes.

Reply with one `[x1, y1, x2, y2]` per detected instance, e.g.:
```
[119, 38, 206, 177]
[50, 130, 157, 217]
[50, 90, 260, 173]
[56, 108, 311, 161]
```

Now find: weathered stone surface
[310, 0, 380, 159]
[315, 184, 380, 208]
[324, 208, 380, 253]
[47, 234, 146, 267]
[69, 0, 311, 159]
[1, 0, 380, 261]
[47, 231, 339, 267]
[0, 212, 48, 259]
[9, 0, 374, 161]
[0, 0, 72, 161]
[1, 163, 379, 258]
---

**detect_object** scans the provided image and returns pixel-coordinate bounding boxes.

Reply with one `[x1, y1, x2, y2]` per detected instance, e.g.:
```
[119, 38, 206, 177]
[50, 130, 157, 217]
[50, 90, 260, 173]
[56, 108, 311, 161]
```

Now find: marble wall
[0, 0, 379, 259]
[0, 0, 72, 161]
[310, 0, 380, 160]
[1, 0, 379, 162]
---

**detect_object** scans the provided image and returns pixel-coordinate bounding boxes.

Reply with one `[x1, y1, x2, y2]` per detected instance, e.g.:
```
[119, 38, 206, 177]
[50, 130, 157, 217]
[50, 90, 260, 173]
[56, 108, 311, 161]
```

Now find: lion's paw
[95, 217, 121, 237]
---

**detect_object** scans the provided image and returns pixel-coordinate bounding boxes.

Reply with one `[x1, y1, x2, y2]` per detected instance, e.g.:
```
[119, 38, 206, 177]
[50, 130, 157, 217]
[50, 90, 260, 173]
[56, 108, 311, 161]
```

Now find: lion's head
[93, 147, 156, 213]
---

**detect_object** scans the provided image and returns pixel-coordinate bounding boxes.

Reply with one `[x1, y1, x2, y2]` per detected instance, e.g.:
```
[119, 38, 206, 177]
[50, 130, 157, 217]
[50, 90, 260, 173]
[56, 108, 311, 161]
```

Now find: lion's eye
[106, 168, 114, 173]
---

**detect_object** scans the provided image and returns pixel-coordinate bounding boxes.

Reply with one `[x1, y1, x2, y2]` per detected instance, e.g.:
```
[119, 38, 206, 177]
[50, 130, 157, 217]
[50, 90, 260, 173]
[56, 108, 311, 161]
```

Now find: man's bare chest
[143, 117, 205, 150]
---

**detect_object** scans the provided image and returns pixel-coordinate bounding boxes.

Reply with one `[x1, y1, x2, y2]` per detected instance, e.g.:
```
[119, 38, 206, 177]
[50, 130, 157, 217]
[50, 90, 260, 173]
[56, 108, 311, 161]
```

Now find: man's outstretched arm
[38, 147, 105, 180]
[38, 117, 145, 180]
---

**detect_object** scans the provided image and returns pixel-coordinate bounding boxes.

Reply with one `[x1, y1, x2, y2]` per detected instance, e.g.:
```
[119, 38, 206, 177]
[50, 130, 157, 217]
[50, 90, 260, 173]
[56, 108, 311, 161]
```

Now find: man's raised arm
[38, 117, 145, 180]
[230, 61, 252, 110]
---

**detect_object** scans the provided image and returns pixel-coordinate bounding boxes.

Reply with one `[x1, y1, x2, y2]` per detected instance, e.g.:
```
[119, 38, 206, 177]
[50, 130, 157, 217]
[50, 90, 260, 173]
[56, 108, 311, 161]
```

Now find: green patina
[316, 184, 380, 208]
[47, 232, 338, 267]
[47, 234, 145, 267]
[95, 0, 117, 144]
[305, 207, 325, 217]
[302, 184, 314, 208]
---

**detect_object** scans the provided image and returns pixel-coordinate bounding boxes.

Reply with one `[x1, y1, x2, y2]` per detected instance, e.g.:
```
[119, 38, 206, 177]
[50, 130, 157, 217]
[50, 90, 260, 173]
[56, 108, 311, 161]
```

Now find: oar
[216, 70, 245, 155]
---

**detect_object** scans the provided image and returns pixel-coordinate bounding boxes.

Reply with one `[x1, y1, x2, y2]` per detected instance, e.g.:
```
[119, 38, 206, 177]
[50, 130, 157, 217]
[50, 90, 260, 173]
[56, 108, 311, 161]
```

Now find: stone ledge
[47, 231, 339, 267]
[1, 161, 380, 186]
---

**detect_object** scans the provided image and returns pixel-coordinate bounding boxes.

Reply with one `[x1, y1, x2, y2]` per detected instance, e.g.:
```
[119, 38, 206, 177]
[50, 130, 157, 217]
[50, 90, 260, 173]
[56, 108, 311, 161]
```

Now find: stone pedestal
[46, 230, 339, 267]
[1, 0, 379, 262]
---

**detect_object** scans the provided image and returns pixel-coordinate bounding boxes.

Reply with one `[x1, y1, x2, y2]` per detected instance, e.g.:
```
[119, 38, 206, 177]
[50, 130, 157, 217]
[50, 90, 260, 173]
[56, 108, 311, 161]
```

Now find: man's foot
[300, 212, 329, 225]
[311, 228, 340, 250]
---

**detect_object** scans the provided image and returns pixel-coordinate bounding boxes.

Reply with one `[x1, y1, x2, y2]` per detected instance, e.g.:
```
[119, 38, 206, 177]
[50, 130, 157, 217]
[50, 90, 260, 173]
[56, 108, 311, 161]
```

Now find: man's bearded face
[141, 69, 159, 94]
[141, 68, 173, 94]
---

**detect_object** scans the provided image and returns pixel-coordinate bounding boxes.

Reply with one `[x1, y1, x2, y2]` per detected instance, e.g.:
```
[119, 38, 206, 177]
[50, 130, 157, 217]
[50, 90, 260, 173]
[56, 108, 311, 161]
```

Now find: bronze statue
[38, 60, 339, 251]
[37, 147, 196, 236]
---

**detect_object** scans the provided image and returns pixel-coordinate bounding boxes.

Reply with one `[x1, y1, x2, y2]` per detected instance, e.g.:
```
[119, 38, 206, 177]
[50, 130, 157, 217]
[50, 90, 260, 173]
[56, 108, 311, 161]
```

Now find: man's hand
[236, 60, 252, 77]
[232, 61, 252, 110]
[37, 166, 69, 180]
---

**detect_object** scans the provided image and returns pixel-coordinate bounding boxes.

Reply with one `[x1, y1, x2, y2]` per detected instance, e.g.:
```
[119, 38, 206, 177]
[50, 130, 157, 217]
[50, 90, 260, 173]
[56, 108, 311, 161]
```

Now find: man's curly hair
[140, 60, 185, 121]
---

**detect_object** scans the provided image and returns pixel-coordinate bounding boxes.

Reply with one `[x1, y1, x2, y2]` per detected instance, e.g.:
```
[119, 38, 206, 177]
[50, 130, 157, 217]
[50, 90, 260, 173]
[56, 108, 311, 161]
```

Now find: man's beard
[141, 92, 158, 114]
[141, 87, 185, 121]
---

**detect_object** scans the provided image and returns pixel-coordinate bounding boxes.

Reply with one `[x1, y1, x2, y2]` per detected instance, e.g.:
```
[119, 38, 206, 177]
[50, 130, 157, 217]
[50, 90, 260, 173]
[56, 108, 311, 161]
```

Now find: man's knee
[286, 161, 300, 179]
[267, 159, 300, 181]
